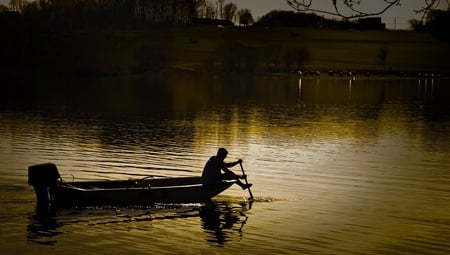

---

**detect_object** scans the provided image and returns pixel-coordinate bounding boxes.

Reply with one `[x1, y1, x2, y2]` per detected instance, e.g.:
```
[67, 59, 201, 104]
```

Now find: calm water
[1, 74, 450, 254]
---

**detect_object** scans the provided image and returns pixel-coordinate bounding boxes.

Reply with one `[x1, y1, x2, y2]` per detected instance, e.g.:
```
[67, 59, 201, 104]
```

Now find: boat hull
[53, 177, 236, 207]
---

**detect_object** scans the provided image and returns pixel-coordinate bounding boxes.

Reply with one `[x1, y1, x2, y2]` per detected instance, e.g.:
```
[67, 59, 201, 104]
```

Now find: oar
[239, 162, 254, 201]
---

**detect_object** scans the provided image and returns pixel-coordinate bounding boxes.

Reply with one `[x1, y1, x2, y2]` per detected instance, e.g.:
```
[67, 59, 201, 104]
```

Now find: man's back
[202, 156, 223, 184]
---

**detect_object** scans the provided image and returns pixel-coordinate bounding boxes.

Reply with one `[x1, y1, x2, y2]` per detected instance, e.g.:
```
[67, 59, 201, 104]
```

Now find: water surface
[1, 75, 450, 254]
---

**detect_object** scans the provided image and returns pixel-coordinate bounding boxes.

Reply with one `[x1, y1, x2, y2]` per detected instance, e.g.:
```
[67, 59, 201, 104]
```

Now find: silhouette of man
[202, 148, 252, 190]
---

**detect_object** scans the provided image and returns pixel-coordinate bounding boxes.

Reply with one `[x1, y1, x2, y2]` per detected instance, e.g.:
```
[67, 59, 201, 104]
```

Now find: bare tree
[194, 0, 207, 18]
[286, 0, 450, 20]
[9, 0, 23, 11]
[414, 0, 450, 21]
[194, 0, 218, 19]
[0, 5, 9, 12]
[217, 0, 225, 19]
[205, 2, 216, 18]
[223, 2, 237, 21]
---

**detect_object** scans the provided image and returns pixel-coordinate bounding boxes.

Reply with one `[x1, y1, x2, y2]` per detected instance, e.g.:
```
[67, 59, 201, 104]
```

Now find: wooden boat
[28, 163, 236, 208]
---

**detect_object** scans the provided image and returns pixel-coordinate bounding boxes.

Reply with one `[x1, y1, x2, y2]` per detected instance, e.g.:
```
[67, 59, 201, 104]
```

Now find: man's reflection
[199, 201, 248, 245]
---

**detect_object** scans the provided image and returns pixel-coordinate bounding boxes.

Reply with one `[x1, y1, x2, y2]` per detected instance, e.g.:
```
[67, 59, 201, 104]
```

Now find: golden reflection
[1, 75, 450, 254]
[27, 201, 249, 246]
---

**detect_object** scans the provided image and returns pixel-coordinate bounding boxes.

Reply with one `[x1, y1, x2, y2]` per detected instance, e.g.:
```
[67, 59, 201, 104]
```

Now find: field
[5, 25, 450, 76]
[168, 26, 450, 74]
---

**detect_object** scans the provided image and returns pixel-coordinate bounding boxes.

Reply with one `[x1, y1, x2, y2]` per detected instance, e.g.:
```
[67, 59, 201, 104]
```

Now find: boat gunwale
[57, 179, 237, 192]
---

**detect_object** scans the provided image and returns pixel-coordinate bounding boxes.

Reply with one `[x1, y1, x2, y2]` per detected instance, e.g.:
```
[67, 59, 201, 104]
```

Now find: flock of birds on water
[297, 70, 445, 79]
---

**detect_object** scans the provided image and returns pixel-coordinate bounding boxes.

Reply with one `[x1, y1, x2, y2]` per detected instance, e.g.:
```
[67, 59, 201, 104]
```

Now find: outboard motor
[28, 163, 61, 209]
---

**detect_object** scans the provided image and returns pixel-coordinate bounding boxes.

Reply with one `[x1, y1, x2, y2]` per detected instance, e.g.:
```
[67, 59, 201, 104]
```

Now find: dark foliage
[1, 0, 194, 32]
[0, 0, 194, 72]
[410, 9, 450, 42]
[255, 11, 357, 29]
[426, 9, 450, 42]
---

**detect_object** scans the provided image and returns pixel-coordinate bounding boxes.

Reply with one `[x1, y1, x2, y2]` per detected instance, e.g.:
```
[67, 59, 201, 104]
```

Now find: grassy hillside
[167, 26, 450, 74]
[6, 25, 450, 76]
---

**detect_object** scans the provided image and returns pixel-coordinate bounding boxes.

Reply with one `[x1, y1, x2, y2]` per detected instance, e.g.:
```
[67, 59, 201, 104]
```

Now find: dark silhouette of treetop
[237, 8, 254, 26]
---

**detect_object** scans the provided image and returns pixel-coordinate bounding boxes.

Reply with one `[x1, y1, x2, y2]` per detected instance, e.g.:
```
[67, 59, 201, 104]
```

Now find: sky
[233, 0, 447, 29]
[1, 0, 447, 29]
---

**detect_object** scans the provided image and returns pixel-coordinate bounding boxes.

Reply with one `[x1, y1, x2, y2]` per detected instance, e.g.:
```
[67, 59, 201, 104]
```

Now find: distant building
[357, 17, 386, 30]
[193, 18, 234, 26]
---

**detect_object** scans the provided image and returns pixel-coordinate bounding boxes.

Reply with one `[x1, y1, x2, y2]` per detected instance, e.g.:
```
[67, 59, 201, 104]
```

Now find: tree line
[255, 11, 357, 29]
[0, 0, 255, 28]
[1, 0, 196, 30]
[409, 9, 450, 42]
[194, 0, 253, 26]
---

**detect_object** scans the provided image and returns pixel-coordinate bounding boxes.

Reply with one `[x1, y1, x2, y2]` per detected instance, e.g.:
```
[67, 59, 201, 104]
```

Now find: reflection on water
[26, 201, 249, 247]
[27, 211, 60, 245]
[1, 74, 450, 254]
[299, 76, 449, 108]
[3, 72, 449, 118]
[200, 202, 248, 245]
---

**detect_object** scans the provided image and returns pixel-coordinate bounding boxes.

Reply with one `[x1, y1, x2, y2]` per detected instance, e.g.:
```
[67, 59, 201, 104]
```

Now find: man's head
[216, 148, 228, 160]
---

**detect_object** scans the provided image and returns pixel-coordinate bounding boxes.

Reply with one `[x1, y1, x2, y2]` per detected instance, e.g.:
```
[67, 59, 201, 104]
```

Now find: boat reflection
[27, 200, 250, 246]
[26, 207, 60, 245]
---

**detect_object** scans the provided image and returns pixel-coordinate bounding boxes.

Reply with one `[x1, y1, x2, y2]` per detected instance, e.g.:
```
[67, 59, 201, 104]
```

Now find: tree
[0, 4, 9, 12]
[194, 0, 213, 18]
[286, 0, 450, 20]
[409, 19, 424, 31]
[414, 0, 450, 21]
[410, 9, 450, 40]
[426, 9, 450, 41]
[9, 0, 23, 11]
[216, 0, 225, 19]
[377, 46, 389, 72]
[237, 8, 254, 26]
[194, 0, 207, 17]
[205, 3, 216, 19]
[223, 2, 237, 22]
[294, 47, 311, 70]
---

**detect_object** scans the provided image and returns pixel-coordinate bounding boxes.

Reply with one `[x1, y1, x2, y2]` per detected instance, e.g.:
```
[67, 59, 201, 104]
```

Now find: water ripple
[2, 78, 450, 254]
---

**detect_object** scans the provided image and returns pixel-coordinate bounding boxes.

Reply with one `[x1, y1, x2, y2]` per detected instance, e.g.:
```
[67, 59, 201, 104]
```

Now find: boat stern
[28, 163, 61, 209]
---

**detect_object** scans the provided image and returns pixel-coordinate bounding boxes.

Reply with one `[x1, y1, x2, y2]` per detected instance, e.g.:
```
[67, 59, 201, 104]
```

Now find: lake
[1, 73, 450, 254]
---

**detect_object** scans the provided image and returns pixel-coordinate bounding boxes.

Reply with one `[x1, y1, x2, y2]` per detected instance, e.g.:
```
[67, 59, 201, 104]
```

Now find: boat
[28, 163, 237, 208]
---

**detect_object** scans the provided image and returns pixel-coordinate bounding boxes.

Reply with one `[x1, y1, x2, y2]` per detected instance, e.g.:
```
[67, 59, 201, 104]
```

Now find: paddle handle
[239, 162, 254, 200]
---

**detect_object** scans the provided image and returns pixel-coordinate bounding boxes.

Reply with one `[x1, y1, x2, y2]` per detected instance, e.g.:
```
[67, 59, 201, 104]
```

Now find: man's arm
[221, 159, 244, 178]
[223, 159, 242, 168]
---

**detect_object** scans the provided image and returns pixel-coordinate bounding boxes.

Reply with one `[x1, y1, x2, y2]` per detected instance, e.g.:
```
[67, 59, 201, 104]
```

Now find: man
[202, 148, 252, 190]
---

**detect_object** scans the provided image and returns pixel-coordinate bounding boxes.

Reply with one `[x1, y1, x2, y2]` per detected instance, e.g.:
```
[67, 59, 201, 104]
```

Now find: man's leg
[222, 172, 252, 190]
